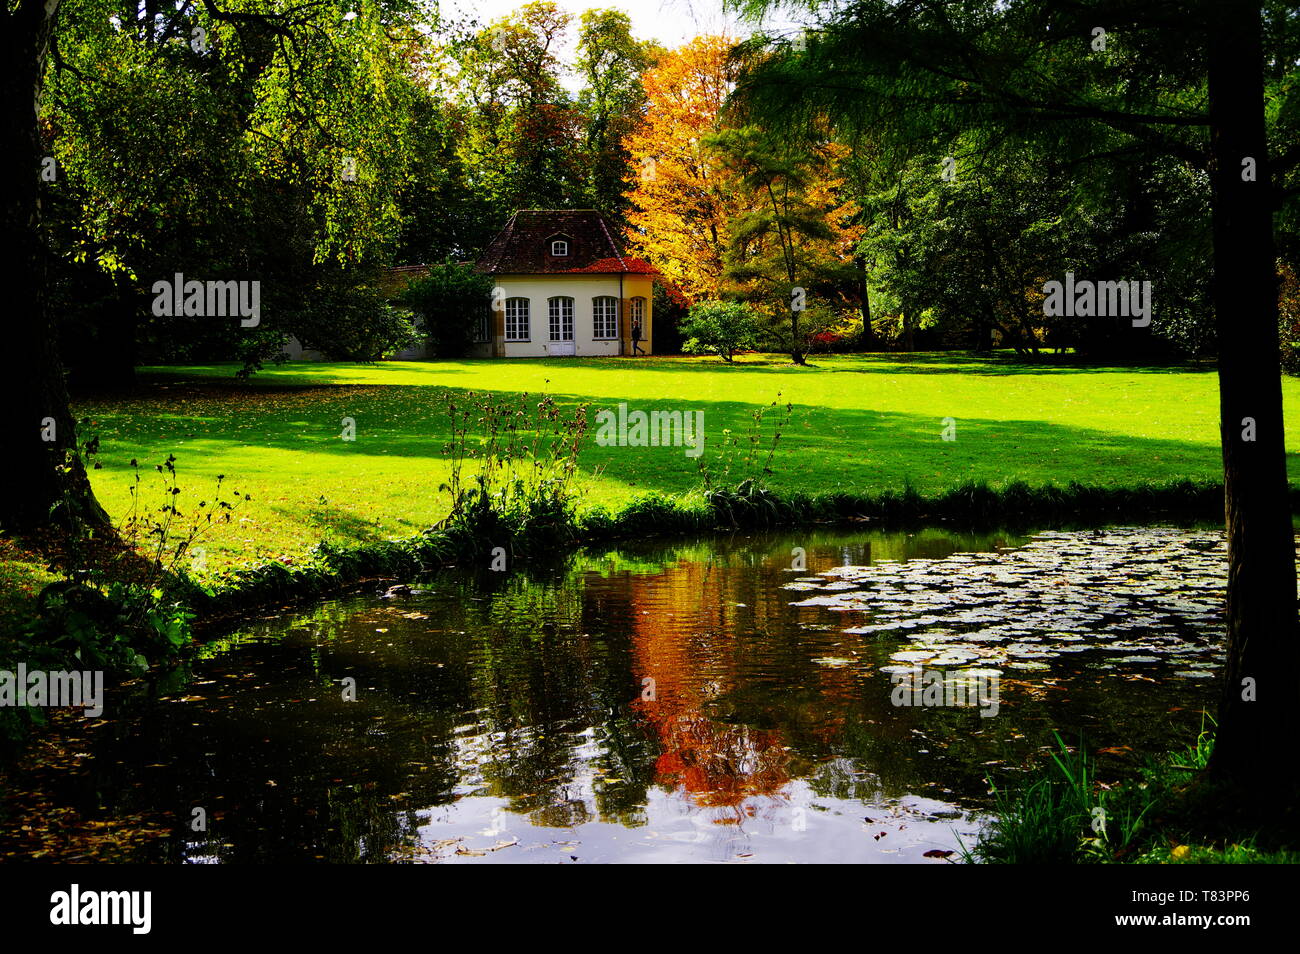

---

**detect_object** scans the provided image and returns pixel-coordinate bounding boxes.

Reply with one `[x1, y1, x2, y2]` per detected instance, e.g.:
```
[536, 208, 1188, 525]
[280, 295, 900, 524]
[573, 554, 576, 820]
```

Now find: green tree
[44, 0, 442, 376]
[449, 1, 583, 214]
[2, 0, 111, 530]
[0, 0, 449, 529]
[575, 9, 655, 222]
[710, 124, 861, 364]
[735, 0, 1300, 790]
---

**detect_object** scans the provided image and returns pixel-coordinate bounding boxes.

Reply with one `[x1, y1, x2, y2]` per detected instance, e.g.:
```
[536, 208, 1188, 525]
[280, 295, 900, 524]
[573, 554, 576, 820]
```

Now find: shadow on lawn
[823, 352, 1218, 376]
[123, 356, 1220, 389]
[115, 363, 473, 395]
[545, 352, 1218, 377]
[80, 378, 1247, 500]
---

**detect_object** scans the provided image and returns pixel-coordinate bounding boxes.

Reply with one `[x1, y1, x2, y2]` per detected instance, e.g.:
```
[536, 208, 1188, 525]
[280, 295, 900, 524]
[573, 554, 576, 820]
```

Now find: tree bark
[0, 1, 110, 532]
[855, 253, 876, 351]
[789, 305, 806, 365]
[1205, 0, 1299, 786]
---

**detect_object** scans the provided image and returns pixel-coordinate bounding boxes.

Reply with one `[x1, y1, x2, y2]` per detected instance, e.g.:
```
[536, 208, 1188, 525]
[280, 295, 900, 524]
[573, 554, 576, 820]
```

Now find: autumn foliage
[623, 36, 863, 353]
[623, 36, 746, 303]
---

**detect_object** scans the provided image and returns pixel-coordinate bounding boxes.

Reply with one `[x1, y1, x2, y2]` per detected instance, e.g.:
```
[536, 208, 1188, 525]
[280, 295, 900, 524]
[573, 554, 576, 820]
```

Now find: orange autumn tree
[624, 37, 863, 362]
[623, 36, 745, 301]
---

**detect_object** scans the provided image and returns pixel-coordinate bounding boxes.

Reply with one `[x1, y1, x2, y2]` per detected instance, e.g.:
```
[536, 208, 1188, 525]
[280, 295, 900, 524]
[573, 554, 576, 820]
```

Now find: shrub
[291, 281, 418, 361]
[436, 389, 590, 557]
[399, 261, 494, 358]
[680, 300, 762, 362]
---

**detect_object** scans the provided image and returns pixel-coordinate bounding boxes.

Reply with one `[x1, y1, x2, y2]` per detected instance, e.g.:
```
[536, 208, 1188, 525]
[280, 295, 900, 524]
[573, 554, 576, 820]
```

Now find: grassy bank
[0, 471, 1240, 692]
[967, 723, 1300, 864]
[67, 352, 1300, 575]
[176, 475, 1232, 624]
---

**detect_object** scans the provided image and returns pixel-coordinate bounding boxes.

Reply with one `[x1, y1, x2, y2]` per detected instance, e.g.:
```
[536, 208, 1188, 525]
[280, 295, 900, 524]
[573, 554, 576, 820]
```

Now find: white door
[549, 297, 575, 356]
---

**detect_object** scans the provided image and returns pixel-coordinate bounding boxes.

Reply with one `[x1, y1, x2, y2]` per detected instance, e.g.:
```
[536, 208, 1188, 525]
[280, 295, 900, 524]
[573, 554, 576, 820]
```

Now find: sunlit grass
[68, 352, 1300, 573]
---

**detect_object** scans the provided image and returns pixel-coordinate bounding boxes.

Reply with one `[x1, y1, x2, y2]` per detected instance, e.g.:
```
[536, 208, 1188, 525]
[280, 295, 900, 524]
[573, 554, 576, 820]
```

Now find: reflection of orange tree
[628, 560, 794, 809]
[652, 715, 788, 811]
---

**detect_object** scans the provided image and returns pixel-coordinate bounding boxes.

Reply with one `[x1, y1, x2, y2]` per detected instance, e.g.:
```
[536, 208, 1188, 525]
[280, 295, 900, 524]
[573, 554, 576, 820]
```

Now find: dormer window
[551, 239, 569, 257]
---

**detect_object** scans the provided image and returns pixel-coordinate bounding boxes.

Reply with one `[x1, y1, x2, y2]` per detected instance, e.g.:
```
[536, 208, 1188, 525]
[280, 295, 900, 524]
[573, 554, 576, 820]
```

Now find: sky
[443, 0, 803, 89]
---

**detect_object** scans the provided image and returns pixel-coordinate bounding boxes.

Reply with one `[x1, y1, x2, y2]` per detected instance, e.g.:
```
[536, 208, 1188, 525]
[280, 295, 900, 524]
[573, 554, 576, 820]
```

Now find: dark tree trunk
[0, 2, 110, 532]
[1205, 0, 1299, 787]
[975, 310, 994, 352]
[789, 305, 806, 365]
[855, 254, 876, 351]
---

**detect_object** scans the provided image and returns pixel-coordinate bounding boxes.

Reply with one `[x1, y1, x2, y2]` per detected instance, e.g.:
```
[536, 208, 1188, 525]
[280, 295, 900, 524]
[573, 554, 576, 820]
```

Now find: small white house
[472, 210, 657, 358]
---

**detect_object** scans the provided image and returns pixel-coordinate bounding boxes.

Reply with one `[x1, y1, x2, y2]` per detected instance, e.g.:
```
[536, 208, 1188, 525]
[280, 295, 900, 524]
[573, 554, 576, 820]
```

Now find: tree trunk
[789, 306, 806, 365]
[855, 254, 876, 351]
[0, 2, 110, 532]
[976, 305, 995, 352]
[1205, 0, 1299, 787]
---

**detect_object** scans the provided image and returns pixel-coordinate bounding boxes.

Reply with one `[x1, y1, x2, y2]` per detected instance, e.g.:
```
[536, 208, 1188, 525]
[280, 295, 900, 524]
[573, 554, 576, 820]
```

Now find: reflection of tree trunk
[0, 4, 110, 531]
[1206, 0, 1298, 790]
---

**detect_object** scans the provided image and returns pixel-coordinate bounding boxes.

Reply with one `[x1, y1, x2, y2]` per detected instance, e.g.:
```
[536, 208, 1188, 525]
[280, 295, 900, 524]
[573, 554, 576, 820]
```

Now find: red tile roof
[475, 210, 659, 276]
[568, 256, 659, 275]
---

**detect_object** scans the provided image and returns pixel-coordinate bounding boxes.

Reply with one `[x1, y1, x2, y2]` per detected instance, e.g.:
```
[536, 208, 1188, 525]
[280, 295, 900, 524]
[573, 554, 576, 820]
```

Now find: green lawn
[70, 352, 1300, 574]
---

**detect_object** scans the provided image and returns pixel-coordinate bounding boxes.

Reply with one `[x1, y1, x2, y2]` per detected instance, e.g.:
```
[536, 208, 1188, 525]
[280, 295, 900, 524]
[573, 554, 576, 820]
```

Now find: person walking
[631, 317, 645, 355]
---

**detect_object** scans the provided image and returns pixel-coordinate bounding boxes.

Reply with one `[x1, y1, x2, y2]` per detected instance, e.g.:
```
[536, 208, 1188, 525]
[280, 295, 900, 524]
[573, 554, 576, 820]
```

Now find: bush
[801, 306, 863, 354]
[435, 391, 590, 557]
[399, 261, 494, 358]
[291, 280, 418, 361]
[681, 300, 762, 362]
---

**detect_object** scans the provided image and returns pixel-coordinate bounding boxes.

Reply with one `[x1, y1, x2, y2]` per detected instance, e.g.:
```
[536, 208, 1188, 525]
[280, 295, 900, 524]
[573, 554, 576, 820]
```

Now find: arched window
[592, 296, 619, 340]
[548, 296, 574, 341]
[551, 239, 569, 256]
[504, 297, 530, 341]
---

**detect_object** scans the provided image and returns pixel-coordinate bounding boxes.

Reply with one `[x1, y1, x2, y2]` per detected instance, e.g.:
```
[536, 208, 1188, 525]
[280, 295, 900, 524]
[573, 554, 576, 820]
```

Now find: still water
[34, 526, 1226, 863]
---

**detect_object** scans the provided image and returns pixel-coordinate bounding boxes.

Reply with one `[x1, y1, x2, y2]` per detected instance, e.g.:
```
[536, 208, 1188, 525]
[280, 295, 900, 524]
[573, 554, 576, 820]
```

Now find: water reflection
[42, 527, 1219, 863]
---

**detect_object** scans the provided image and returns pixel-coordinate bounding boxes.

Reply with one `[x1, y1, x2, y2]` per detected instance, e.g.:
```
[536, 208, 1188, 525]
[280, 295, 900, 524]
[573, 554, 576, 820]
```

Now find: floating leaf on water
[891, 650, 934, 664]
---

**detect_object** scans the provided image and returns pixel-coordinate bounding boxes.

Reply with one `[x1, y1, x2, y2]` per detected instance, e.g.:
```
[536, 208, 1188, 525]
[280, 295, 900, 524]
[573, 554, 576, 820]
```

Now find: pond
[19, 525, 1226, 863]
